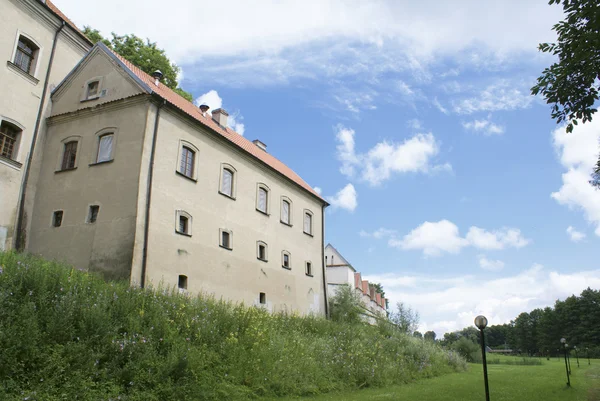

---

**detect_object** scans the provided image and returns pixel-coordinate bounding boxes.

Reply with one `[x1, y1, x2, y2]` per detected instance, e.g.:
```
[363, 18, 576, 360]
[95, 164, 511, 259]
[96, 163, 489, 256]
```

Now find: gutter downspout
[140, 100, 164, 288]
[15, 21, 65, 251]
[321, 205, 329, 318]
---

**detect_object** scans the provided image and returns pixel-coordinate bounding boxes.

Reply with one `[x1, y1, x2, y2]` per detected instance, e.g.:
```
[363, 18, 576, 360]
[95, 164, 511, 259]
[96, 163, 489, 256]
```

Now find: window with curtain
[14, 36, 38, 75]
[0, 121, 21, 160]
[96, 133, 113, 163]
[257, 187, 268, 213]
[180, 146, 195, 178]
[61, 141, 78, 170]
[221, 168, 233, 197]
[281, 200, 290, 224]
[304, 212, 312, 235]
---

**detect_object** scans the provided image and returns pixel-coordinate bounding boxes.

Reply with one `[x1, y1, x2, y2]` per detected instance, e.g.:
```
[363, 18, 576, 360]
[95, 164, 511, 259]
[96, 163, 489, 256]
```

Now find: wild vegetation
[0, 252, 465, 400]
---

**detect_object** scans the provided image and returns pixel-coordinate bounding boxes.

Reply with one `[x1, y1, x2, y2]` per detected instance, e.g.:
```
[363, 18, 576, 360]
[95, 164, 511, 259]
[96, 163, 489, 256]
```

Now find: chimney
[252, 139, 267, 152]
[212, 108, 229, 128]
[362, 280, 369, 295]
[151, 70, 163, 87]
[199, 104, 209, 116]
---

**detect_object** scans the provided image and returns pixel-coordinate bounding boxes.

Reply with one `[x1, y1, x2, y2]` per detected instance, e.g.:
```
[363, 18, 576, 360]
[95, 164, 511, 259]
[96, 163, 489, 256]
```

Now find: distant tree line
[439, 288, 600, 358]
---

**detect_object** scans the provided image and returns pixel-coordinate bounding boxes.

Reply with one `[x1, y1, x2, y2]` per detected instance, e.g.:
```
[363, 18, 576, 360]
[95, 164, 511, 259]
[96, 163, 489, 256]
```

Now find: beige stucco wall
[0, 0, 89, 250]
[138, 108, 327, 315]
[27, 98, 150, 279]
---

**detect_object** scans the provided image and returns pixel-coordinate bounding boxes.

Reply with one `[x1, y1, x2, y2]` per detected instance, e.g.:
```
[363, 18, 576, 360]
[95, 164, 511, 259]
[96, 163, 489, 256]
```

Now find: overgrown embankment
[0, 252, 465, 400]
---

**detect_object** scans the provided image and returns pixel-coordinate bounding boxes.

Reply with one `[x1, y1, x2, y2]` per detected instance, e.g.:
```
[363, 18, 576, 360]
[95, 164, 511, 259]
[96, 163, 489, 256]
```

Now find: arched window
[175, 210, 192, 236]
[0, 120, 22, 161]
[180, 146, 195, 178]
[281, 250, 291, 269]
[256, 184, 270, 214]
[219, 163, 237, 199]
[14, 35, 39, 75]
[96, 133, 114, 163]
[280, 196, 292, 226]
[257, 241, 268, 262]
[303, 210, 313, 235]
[61, 141, 78, 170]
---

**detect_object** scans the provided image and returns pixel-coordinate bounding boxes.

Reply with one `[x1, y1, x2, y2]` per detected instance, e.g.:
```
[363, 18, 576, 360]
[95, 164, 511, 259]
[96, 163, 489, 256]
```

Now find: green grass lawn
[271, 356, 600, 401]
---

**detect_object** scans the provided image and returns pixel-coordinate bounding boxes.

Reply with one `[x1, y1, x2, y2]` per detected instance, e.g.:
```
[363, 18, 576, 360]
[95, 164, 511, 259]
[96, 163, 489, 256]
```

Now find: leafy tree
[531, 0, 600, 186]
[424, 330, 436, 342]
[328, 285, 364, 324]
[389, 302, 419, 334]
[82, 27, 193, 102]
[413, 330, 423, 339]
[451, 337, 481, 363]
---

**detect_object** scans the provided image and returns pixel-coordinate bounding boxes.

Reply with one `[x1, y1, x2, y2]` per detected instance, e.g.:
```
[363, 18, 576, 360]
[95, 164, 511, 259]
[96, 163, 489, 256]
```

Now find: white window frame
[219, 163, 237, 199]
[220, 228, 233, 250]
[303, 209, 313, 236]
[305, 261, 313, 276]
[176, 140, 199, 180]
[256, 183, 270, 215]
[0, 116, 25, 166]
[280, 196, 293, 226]
[281, 250, 291, 269]
[10, 30, 43, 79]
[257, 241, 268, 262]
[92, 127, 117, 164]
[175, 210, 192, 236]
[80, 76, 104, 101]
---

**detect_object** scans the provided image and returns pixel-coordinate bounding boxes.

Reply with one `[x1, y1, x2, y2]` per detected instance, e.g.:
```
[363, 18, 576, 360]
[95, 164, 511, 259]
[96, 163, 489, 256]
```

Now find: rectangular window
[87, 80, 99, 98]
[178, 275, 188, 290]
[221, 231, 231, 249]
[52, 211, 63, 227]
[283, 253, 290, 268]
[88, 205, 99, 223]
[61, 141, 78, 170]
[0, 121, 20, 160]
[304, 213, 312, 235]
[281, 200, 290, 224]
[306, 262, 312, 276]
[14, 36, 38, 75]
[97, 134, 114, 163]
[257, 187, 268, 213]
[179, 216, 188, 234]
[180, 146, 195, 178]
[258, 244, 266, 260]
[221, 168, 233, 197]
[259, 292, 266, 305]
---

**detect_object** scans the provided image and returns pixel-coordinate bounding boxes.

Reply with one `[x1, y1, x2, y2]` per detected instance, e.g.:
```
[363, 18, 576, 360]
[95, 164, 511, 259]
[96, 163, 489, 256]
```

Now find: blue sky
[56, 0, 600, 335]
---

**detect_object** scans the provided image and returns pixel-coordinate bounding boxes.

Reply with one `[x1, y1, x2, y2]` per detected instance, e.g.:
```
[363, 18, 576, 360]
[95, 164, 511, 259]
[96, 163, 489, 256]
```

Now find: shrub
[0, 252, 466, 400]
[450, 337, 481, 363]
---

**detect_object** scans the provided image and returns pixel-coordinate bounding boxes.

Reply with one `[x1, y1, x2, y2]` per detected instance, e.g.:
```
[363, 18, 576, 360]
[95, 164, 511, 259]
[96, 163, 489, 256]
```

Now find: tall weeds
[0, 252, 466, 400]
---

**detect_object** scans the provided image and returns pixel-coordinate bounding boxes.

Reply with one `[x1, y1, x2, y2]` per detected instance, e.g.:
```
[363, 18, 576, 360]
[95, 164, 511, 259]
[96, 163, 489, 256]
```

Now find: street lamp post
[561, 338, 570, 387]
[475, 315, 491, 401]
[574, 346, 580, 368]
[587, 347, 591, 365]
[566, 344, 572, 374]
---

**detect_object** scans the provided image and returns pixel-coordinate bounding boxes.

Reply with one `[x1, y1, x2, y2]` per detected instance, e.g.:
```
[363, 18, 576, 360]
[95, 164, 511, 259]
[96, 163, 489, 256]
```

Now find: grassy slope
[273, 355, 600, 401]
[0, 252, 465, 400]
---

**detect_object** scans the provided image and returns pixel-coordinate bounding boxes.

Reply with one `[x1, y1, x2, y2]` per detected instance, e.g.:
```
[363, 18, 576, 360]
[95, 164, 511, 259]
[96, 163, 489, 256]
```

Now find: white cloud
[313, 186, 322, 195]
[462, 115, 505, 135]
[194, 90, 245, 135]
[478, 255, 505, 271]
[566, 226, 586, 242]
[359, 228, 397, 239]
[452, 81, 533, 114]
[432, 97, 449, 115]
[326, 183, 358, 212]
[466, 226, 530, 250]
[366, 264, 600, 335]
[407, 119, 423, 130]
[389, 220, 468, 257]
[551, 120, 600, 236]
[335, 125, 449, 186]
[388, 220, 530, 256]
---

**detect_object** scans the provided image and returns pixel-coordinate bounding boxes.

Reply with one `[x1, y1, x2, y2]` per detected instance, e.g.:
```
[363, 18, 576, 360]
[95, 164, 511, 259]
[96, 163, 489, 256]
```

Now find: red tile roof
[105, 48, 325, 203]
[45, 0, 92, 44]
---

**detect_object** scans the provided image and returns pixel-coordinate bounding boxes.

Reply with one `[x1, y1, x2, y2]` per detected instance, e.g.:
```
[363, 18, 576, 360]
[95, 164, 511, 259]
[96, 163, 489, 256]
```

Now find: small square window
[87, 80, 99, 98]
[259, 292, 266, 304]
[221, 230, 231, 249]
[88, 205, 99, 223]
[178, 275, 188, 290]
[52, 211, 63, 227]
[306, 262, 312, 276]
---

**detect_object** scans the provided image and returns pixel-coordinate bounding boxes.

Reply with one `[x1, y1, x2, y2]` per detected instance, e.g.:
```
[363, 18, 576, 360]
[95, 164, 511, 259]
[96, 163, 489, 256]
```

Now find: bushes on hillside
[450, 337, 482, 363]
[0, 252, 466, 400]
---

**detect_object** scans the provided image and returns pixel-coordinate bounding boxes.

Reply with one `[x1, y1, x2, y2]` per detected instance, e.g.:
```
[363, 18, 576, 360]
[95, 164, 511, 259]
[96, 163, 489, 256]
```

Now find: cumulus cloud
[365, 264, 600, 335]
[462, 116, 505, 135]
[478, 255, 505, 271]
[326, 183, 358, 212]
[335, 125, 450, 186]
[566, 226, 586, 242]
[387, 220, 530, 256]
[194, 90, 245, 135]
[551, 120, 600, 236]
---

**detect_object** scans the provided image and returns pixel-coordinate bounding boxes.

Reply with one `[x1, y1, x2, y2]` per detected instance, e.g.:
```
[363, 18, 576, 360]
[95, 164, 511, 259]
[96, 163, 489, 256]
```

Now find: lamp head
[561, 338, 566, 344]
[474, 315, 488, 330]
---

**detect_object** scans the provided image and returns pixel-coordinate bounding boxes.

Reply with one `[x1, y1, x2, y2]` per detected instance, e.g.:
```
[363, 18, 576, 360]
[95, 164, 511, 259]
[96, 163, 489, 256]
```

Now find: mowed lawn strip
[271, 356, 600, 401]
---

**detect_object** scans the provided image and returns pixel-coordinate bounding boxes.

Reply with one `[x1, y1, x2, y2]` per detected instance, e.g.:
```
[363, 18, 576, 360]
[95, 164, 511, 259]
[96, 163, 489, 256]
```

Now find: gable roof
[67, 43, 325, 203]
[325, 243, 354, 270]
